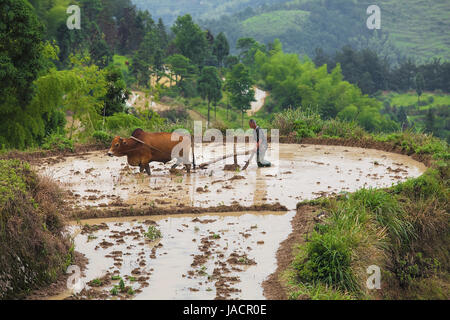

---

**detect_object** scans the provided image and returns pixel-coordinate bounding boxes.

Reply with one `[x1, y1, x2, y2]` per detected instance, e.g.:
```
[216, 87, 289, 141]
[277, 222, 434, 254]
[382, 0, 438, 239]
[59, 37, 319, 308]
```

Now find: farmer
[249, 119, 271, 167]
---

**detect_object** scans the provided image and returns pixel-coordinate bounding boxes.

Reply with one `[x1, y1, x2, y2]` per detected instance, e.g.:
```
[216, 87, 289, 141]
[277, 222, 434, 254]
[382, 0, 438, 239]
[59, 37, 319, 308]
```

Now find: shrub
[158, 108, 189, 123]
[105, 113, 144, 132]
[273, 108, 323, 136]
[44, 109, 66, 136]
[41, 134, 74, 152]
[92, 131, 113, 145]
[211, 119, 228, 134]
[321, 119, 365, 139]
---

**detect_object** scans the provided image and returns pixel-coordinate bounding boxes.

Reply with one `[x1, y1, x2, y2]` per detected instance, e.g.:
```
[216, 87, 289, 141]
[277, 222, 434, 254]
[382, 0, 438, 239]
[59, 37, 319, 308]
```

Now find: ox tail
[191, 134, 196, 170]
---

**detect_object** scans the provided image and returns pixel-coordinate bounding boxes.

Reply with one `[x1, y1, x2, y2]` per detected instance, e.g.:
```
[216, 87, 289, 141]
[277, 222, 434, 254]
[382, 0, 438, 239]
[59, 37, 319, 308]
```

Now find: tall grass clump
[321, 119, 366, 140]
[273, 108, 323, 137]
[293, 227, 360, 293]
[293, 201, 376, 294]
[349, 189, 415, 246]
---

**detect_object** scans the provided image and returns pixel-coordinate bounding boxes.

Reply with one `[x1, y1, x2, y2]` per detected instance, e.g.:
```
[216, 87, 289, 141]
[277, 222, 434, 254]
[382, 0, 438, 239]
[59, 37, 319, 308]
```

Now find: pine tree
[415, 72, 425, 108]
[213, 32, 230, 68]
[171, 14, 208, 66]
[425, 108, 435, 134]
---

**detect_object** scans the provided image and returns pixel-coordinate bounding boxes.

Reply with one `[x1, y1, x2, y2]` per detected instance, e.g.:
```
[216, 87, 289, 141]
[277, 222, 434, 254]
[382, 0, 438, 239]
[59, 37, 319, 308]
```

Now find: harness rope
[129, 136, 165, 153]
[128, 135, 249, 169]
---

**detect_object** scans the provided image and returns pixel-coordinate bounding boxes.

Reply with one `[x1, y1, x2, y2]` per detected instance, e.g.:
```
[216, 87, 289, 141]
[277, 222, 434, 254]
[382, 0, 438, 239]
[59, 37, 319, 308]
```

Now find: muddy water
[39, 144, 426, 300]
[62, 211, 293, 300]
[38, 144, 426, 211]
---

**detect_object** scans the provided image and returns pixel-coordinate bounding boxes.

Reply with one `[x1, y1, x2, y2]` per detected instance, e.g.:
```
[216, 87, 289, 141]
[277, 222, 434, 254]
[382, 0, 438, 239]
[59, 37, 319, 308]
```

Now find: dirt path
[187, 109, 207, 127]
[247, 87, 267, 116]
[127, 91, 173, 113]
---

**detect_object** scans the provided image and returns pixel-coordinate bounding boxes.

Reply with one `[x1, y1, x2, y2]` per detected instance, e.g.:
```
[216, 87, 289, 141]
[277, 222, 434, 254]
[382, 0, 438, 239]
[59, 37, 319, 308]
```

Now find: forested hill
[134, 0, 450, 63]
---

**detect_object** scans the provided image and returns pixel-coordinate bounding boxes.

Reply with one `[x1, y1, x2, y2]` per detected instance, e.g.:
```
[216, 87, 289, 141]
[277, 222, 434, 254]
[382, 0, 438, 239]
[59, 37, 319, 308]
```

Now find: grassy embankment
[0, 160, 73, 299]
[272, 108, 449, 300]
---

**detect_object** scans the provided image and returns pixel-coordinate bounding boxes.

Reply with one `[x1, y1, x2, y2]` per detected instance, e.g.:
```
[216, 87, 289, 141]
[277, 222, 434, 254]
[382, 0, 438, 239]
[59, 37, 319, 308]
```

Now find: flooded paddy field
[37, 143, 426, 211]
[59, 211, 293, 300]
[36, 144, 426, 299]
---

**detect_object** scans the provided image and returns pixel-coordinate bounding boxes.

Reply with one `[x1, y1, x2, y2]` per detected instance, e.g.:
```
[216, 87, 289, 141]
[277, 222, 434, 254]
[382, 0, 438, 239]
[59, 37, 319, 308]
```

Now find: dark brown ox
[107, 128, 195, 175]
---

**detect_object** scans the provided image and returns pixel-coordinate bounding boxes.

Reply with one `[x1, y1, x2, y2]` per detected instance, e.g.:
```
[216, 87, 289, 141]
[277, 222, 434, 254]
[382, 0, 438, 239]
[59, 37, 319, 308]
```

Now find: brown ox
[107, 128, 195, 175]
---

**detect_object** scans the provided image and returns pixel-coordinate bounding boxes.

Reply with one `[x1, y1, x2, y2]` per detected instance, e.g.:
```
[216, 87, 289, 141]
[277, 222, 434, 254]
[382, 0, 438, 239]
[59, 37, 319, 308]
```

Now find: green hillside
[241, 10, 309, 41]
[196, 0, 450, 62]
[373, 0, 450, 60]
[132, 0, 287, 24]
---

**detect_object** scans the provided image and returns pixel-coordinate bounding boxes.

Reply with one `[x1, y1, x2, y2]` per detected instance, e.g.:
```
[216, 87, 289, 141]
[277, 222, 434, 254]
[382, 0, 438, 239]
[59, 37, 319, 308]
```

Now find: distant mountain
[133, 0, 450, 62]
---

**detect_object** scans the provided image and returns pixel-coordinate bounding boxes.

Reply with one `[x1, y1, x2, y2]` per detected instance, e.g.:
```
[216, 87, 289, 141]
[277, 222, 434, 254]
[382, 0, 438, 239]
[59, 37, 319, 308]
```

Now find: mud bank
[262, 204, 317, 299]
[67, 203, 287, 220]
[0, 143, 106, 164]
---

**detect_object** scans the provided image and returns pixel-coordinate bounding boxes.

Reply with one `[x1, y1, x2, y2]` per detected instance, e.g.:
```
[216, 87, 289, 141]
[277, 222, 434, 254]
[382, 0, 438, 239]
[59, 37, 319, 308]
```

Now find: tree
[415, 72, 425, 108]
[0, 0, 44, 106]
[313, 48, 329, 67]
[102, 66, 131, 117]
[171, 15, 208, 66]
[224, 64, 255, 127]
[236, 37, 266, 67]
[117, 6, 153, 54]
[156, 18, 168, 49]
[213, 32, 230, 68]
[0, 0, 46, 148]
[55, 20, 84, 67]
[337, 105, 358, 122]
[90, 34, 112, 68]
[132, 29, 157, 87]
[397, 106, 408, 129]
[65, 57, 107, 138]
[79, 0, 112, 67]
[165, 54, 196, 87]
[197, 67, 222, 126]
[150, 19, 169, 84]
[390, 58, 417, 91]
[425, 108, 435, 134]
[225, 55, 239, 70]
